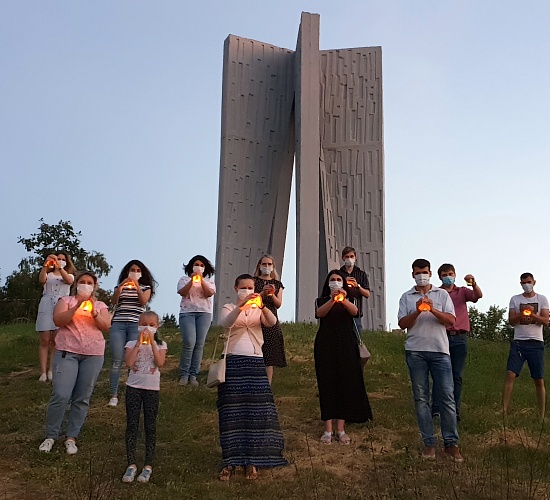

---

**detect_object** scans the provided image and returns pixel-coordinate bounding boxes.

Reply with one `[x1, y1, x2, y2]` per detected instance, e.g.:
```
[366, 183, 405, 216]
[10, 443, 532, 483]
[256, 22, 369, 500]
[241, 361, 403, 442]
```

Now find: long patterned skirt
[217, 355, 288, 468]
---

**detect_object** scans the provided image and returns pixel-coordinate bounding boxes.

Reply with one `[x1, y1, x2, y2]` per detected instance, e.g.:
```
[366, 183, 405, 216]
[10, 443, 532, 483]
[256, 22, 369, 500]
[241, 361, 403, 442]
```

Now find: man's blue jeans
[405, 350, 459, 447]
[432, 334, 467, 419]
[45, 350, 104, 439]
[109, 321, 139, 396]
[179, 312, 212, 378]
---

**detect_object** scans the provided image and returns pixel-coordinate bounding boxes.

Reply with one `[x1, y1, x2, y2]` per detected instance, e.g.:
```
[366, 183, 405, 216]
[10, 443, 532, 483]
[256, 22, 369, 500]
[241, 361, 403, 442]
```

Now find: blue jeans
[432, 334, 467, 419]
[179, 312, 212, 378]
[405, 350, 459, 447]
[354, 317, 363, 334]
[109, 321, 139, 396]
[45, 350, 104, 439]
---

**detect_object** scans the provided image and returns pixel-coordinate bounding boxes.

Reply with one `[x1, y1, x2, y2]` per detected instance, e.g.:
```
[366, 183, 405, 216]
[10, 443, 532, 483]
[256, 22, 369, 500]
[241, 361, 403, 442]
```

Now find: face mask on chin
[414, 274, 430, 287]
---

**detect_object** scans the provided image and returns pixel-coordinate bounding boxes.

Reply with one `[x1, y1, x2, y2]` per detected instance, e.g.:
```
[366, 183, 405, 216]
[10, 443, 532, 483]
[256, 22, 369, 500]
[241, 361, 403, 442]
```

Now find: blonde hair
[254, 254, 279, 280]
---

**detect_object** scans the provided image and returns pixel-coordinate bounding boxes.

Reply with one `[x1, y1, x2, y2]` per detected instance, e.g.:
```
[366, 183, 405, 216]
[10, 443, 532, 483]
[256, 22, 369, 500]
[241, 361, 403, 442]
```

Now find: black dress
[314, 297, 372, 423]
[254, 277, 287, 368]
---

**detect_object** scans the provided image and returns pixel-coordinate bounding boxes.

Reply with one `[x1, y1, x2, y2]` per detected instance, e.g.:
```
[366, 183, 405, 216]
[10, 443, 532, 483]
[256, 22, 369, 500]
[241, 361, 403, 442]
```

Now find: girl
[314, 269, 372, 445]
[122, 311, 167, 484]
[177, 255, 216, 386]
[38, 270, 111, 455]
[36, 251, 76, 382]
[217, 274, 287, 481]
[253, 254, 286, 384]
[109, 260, 156, 406]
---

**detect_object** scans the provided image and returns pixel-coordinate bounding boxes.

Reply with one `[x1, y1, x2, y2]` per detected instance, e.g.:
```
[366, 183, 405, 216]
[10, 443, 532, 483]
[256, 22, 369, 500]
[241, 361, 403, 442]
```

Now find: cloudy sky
[2, 1, 550, 326]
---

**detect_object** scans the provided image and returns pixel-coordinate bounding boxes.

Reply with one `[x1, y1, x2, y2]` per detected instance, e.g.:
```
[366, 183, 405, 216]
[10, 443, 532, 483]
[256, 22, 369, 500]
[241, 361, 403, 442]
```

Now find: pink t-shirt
[55, 296, 107, 356]
[447, 286, 479, 332]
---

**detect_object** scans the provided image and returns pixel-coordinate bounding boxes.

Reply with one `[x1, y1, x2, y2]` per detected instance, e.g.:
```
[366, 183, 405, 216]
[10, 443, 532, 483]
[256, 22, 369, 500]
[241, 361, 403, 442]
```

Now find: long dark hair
[184, 255, 215, 278]
[117, 260, 157, 298]
[320, 269, 352, 298]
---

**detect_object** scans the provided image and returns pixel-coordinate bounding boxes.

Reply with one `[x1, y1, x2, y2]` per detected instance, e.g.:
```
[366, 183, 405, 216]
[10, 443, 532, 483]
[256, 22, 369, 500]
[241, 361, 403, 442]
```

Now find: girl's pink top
[55, 296, 107, 356]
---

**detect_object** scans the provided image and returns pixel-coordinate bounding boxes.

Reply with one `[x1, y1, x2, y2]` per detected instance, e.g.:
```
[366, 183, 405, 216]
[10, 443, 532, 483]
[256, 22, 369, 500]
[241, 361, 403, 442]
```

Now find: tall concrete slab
[215, 13, 386, 329]
[214, 36, 296, 319]
[294, 12, 320, 322]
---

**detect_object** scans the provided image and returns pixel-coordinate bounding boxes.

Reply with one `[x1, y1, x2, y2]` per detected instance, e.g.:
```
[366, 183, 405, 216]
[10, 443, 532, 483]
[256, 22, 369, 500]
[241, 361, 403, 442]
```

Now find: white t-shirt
[177, 276, 216, 314]
[509, 292, 549, 341]
[398, 286, 456, 355]
[125, 340, 167, 391]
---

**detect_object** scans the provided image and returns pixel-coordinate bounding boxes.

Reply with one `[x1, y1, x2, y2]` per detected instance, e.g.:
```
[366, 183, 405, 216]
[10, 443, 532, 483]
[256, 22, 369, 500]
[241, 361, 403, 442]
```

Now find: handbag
[353, 320, 371, 367]
[206, 327, 232, 388]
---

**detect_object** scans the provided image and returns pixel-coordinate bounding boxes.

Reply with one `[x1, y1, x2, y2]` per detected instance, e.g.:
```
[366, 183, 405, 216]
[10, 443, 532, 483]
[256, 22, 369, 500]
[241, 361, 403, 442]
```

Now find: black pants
[125, 385, 159, 466]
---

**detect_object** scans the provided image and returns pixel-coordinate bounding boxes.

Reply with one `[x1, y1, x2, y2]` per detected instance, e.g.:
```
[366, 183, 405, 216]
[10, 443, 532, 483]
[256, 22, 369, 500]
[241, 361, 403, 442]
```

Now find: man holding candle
[431, 264, 483, 421]
[503, 273, 549, 419]
[398, 259, 462, 462]
[339, 246, 371, 333]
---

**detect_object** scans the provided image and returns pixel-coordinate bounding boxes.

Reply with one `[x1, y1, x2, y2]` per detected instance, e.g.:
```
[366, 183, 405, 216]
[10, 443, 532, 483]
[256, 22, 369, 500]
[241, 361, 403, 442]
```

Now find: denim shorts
[506, 340, 545, 379]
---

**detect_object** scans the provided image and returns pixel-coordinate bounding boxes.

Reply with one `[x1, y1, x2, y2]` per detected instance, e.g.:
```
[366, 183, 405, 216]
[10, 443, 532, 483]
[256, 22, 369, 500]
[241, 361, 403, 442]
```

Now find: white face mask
[521, 283, 534, 293]
[129, 271, 142, 281]
[328, 280, 343, 291]
[193, 265, 205, 275]
[344, 258, 355, 268]
[260, 265, 273, 276]
[77, 283, 94, 297]
[237, 289, 252, 299]
[138, 325, 157, 334]
[414, 274, 430, 287]
[58, 260, 67, 269]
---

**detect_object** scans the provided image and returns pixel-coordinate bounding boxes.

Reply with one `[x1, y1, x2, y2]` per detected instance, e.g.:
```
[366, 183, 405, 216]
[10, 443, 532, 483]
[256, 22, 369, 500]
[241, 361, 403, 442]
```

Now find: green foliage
[469, 305, 513, 342]
[162, 313, 178, 328]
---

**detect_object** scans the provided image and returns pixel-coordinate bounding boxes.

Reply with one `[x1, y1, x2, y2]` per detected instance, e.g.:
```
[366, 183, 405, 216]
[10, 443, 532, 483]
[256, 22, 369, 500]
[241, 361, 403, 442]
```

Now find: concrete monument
[215, 12, 385, 329]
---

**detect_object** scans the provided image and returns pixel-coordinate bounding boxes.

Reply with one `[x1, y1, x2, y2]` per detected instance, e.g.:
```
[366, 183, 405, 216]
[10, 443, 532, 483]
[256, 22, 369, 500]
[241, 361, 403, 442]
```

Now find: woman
[253, 254, 286, 384]
[108, 260, 156, 407]
[38, 270, 111, 455]
[217, 274, 287, 481]
[36, 251, 76, 382]
[177, 255, 215, 386]
[314, 269, 372, 445]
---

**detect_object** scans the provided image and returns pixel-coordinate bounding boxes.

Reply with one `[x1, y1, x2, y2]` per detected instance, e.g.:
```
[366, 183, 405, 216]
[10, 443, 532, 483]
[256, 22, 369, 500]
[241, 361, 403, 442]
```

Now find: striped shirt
[112, 284, 151, 322]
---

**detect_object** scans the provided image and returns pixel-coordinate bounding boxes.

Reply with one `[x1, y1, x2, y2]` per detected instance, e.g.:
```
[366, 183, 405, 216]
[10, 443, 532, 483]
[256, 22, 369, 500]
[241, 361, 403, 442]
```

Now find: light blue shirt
[398, 285, 456, 354]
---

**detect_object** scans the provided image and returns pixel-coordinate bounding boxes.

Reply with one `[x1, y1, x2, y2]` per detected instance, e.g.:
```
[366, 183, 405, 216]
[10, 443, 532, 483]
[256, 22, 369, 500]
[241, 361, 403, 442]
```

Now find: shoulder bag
[206, 327, 232, 388]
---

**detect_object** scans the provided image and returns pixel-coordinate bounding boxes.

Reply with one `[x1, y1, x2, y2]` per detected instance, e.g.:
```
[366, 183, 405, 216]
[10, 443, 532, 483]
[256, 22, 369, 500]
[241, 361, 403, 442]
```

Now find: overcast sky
[2, 1, 550, 327]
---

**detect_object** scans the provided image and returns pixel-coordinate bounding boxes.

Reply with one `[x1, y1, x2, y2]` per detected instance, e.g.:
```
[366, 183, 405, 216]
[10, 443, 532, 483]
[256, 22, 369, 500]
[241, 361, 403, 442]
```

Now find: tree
[469, 305, 513, 342]
[162, 313, 178, 329]
[0, 219, 112, 324]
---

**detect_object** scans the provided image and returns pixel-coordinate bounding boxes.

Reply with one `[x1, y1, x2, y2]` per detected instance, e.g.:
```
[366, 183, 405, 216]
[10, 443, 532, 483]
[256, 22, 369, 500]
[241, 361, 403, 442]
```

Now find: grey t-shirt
[509, 292, 549, 342]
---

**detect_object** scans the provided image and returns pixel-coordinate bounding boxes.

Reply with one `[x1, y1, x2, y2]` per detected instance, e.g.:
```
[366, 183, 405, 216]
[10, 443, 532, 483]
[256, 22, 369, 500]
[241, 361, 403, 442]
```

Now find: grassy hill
[1, 323, 549, 499]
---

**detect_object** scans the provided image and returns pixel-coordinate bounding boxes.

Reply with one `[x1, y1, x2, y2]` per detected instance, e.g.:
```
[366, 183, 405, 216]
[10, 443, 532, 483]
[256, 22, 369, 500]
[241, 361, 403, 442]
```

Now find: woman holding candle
[38, 270, 111, 455]
[314, 269, 372, 445]
[177, 255, 216, 386]
[217, 274, 287, 481]
[253, 254, 286, 384]
[36, 251, 76, 382]
[108, 260, 156, 407]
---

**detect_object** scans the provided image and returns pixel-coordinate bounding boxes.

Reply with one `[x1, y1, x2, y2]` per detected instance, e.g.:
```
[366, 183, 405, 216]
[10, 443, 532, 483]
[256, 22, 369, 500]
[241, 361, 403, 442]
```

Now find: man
[432, 264, 483, 421]
[503, 273, 549, 419]
[398, 258, 462, 462]
[339, 246, 370, 332]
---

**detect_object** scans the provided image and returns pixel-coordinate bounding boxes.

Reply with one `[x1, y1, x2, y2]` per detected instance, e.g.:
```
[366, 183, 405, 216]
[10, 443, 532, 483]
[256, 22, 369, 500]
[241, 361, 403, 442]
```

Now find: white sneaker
[137, 467, 152, 483]
[122, 465, 137, 483]
[179, 376, 189, 386]
[47, 371, 53, 381]
[39, 438, 55, 452]
[189, 377, 199, 386]
[108, 397, 118, 407]
[38, 373, 47, 382]
[64, 439, 78, 455]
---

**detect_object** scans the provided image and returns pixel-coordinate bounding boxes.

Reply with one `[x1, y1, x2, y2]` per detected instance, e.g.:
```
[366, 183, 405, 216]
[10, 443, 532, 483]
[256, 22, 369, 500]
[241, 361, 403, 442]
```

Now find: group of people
[32, 248, 546, 481]
[399, 258, 548, 463]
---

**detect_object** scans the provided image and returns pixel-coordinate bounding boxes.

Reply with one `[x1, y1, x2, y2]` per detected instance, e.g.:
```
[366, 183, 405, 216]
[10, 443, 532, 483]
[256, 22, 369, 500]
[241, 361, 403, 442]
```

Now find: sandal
[245, 465, 258, 481]
[337, 432, 351, 445]
[218, 466, 234, 481]
[320, 432, 332, 444]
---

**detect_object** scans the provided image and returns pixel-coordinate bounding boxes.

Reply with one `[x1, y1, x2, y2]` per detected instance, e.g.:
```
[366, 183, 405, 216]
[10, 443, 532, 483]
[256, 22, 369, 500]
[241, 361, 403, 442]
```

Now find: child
[122, 311, 167, 484]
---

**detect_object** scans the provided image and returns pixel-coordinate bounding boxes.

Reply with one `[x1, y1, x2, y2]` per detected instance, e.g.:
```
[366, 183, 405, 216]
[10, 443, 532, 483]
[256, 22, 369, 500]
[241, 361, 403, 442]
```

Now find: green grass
[1, 323, 550, 499]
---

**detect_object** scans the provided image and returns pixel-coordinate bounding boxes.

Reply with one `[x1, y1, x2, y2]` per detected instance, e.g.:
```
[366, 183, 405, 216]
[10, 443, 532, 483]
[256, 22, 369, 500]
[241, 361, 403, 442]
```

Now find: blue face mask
[442, 276, 455, 286]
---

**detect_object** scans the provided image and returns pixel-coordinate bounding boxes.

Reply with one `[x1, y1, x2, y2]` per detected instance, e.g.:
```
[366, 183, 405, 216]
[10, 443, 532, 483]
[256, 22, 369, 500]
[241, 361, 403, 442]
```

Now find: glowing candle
[139, 330, 151, 345]
[346, 278, 357, 288]
[80, 300, 93, 312]
[522, 309, 532, 316]
[124, 282, 136, 289]
[245, 295, 263, 309]
[45, 260, 55, 267]
[192, 275, 201, 283]
[334, 293, 345, 302]
[418, 302, 431, 312]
